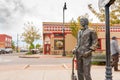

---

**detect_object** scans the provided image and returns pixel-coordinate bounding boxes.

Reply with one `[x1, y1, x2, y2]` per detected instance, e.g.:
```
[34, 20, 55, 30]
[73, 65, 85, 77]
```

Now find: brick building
[43, 22, 120, 55]
[0, 34, 12, 48]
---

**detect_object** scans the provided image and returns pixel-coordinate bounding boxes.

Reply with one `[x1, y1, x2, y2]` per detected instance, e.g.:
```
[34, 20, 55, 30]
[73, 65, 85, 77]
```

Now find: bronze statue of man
[73, 17, 98, 80]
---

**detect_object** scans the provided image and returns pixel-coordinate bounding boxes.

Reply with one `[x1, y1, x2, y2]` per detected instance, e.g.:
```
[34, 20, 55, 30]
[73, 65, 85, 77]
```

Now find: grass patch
[25, 52, 33, 55]
[92, 61, 105, 65]
[66, 53, 73, 57]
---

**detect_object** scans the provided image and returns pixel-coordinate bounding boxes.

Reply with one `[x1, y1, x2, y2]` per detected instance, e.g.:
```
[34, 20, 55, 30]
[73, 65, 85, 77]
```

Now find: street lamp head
[108, 0, 116, 6]
[63, 2, 67, 10]
[98, 0, 116, 8]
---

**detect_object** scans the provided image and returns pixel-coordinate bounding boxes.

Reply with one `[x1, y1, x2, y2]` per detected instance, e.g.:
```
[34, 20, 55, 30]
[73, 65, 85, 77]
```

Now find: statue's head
[80, 17, 89, 28]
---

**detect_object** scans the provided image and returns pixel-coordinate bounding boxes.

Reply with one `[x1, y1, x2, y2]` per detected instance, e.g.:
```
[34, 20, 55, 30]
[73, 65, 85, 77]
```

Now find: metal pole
[105, 5, 112, 80]
[17, 34, 19, 52]
[62, 7, 66, 56]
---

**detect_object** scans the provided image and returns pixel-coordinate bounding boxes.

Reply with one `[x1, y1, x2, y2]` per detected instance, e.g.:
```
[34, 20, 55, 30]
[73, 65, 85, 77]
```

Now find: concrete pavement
[0, 55, 120, 80]
[0, 65, 120, 80]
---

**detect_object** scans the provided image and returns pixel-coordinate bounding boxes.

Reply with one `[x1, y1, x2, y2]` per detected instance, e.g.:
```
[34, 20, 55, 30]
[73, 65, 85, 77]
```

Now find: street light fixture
[98, 0, 116, 80]
[98, 0, 115, 8]
[62, 2, 67, 56]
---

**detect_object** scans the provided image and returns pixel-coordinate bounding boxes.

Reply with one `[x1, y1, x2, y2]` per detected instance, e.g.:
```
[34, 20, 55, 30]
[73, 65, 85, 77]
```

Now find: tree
[11, 41, 15, 50]
[29, 43, 34, 50]
[36, 43, 41, 49]
[22, 22, 41, 47]
[70, 18, 80, 39]
[88, 0, 120, 24]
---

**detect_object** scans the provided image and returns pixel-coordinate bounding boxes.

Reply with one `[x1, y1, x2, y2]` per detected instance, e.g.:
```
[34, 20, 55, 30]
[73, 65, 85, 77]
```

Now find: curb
[19, 55, 40, 58]
[18, 55, 71, 58]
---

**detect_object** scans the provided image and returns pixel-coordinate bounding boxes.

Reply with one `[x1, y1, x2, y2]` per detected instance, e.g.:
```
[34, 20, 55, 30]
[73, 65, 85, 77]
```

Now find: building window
[54, 40, 63, 50]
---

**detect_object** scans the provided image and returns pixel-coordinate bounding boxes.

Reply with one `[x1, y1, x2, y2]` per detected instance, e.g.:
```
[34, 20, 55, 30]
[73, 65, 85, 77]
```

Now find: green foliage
[92, 53, 106, 65]
[25, 52, 33, 55]
[92, 53, 106, 59]
[29, 43, 34, 49]
[88, 0, 120, 24]
[36, 44, 41, 49]
[11, 41, 15, 50]
[66, 53, 73, 57]
[70, 18, 80, 39]
[69, 15, 88, 39]
[92, 61, 105, 65]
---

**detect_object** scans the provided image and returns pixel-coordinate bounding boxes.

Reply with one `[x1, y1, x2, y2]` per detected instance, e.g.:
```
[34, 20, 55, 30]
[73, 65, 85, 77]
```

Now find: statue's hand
[72, 49, 77, 54]
[82, 50, 92, 58]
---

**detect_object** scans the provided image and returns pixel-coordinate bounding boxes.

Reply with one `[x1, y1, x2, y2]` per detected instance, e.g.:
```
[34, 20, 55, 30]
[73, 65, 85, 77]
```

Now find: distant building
[43, 22, 120, 55]
[43, 22, 76, 55]
[0, 34, 12, 48]
[92, 23, 120, 52]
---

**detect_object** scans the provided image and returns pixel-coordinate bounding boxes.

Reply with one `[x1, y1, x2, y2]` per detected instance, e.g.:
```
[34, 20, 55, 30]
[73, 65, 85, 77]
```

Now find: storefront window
[54, 40, 63, 50]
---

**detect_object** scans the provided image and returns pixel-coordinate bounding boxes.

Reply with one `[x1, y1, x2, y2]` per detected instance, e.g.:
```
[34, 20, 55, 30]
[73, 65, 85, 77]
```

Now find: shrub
[92, 53, 106, 65]
[25, 52, 33, 55]
[29, 43, 34, 50]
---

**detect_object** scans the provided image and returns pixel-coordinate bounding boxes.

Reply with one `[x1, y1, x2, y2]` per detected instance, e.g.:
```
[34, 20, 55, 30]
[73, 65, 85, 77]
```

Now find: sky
[0, 0, 100, 47]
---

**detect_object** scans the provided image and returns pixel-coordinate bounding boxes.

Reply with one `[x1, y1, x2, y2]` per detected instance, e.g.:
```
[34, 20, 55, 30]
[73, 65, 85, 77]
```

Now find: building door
[44, 44, 50, 54]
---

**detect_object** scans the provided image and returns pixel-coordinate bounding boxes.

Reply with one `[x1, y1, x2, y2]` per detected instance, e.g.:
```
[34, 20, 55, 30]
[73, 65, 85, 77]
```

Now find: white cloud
[0, 0, 99, 47]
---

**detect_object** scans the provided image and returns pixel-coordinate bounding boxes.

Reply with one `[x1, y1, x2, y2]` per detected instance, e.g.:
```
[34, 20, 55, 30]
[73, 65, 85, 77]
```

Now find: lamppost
[62, 2, 67, 56]
[98, 0, 116, 80]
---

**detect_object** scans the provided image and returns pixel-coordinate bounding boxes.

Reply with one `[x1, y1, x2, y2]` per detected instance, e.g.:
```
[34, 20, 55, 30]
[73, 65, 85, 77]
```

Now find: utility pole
[17, 34, 19, 52]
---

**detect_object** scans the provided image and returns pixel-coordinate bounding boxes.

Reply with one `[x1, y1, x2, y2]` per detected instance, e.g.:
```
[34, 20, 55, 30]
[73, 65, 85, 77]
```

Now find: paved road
[0, 53, 72, 65]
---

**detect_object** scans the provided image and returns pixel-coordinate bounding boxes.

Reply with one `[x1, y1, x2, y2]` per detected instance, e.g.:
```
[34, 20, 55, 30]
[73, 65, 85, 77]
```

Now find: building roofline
[0, 34, 12, 38]
[91, 23, 120, 27]
[43, 22, 120, 27]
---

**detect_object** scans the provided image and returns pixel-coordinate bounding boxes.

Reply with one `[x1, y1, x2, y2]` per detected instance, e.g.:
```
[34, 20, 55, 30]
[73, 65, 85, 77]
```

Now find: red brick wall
[0, 34, 12, 48]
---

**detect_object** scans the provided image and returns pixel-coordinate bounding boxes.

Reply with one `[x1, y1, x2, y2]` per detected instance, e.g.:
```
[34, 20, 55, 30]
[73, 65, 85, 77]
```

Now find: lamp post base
[105, 66, 112, 80]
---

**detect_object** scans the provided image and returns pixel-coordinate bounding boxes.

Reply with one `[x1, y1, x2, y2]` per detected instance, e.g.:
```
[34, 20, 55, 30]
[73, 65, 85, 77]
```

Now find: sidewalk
[0, 55, 120, 80]
[0, 65, 120, 80]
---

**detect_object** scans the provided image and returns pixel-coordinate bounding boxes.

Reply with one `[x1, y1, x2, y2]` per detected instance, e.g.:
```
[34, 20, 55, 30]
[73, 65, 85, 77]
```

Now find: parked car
[0, 48, 1, 54]
[5, 48, 13, 53]
[31, 49, 39, 54]
[20, 48, 28, 52]
[0, 48, 6, 54]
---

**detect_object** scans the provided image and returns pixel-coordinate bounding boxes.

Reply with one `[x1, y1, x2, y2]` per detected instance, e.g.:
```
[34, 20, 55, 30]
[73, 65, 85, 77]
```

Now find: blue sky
[0, 0, 99, 47]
